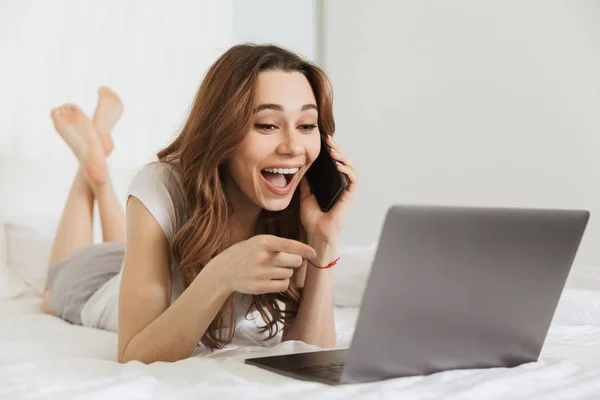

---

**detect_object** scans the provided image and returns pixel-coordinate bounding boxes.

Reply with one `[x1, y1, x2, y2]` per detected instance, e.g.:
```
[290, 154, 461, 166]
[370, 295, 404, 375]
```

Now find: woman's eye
[255, 124, 277, 131]
[299, 124, 318, 132]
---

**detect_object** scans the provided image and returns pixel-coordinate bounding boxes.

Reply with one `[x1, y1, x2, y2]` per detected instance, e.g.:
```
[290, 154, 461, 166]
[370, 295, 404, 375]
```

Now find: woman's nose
[277, 132, 304, 156]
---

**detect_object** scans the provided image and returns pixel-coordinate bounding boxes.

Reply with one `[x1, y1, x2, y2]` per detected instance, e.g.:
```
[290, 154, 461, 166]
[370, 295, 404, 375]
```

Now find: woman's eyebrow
[301, 104, 318, 111]
[254, 103, 318, 113]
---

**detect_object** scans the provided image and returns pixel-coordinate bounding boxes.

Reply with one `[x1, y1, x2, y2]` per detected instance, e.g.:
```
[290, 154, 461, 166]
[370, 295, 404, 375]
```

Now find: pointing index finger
[262, 236, 317, 261]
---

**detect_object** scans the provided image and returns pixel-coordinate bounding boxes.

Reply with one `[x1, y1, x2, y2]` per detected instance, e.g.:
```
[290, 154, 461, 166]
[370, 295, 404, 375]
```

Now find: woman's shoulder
[128, 161, 187, 240]
[129, 162, 185, 200]
[131, 162, 181, 186]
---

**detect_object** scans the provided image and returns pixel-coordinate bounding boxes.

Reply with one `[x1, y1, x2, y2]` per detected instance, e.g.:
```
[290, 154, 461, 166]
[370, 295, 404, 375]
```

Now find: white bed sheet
[2, 266, 600, 399]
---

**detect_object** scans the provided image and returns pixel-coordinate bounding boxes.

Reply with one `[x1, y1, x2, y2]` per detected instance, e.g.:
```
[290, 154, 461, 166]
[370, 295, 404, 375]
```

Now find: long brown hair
[157, 44, 335, 349]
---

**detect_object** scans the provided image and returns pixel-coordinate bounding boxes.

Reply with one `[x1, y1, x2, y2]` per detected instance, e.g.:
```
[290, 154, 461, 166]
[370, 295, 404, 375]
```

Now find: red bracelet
[307, 256, 340, 269]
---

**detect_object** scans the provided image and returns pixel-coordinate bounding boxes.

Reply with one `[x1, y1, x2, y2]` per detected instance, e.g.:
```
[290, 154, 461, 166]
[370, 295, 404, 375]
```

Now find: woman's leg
[92, 86, 126, 242]
[42, 104, 107, 315]
[93, 180, 126, 243]
[48, 168, 95, 266]
[42, 166, 94, 315]
[47, 104, 106, 265]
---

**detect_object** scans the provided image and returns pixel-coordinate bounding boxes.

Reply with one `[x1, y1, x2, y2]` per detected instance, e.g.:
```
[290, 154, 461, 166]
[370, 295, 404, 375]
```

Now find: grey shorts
[47, 242, 125, 325]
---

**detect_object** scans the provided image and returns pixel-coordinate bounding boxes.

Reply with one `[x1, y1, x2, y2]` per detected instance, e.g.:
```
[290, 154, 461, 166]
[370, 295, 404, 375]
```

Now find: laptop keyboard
[288, 361, 346, 381]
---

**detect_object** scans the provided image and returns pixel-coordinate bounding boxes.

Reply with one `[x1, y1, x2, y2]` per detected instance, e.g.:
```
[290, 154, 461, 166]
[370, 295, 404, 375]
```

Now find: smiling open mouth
[260, 167, 299, 189]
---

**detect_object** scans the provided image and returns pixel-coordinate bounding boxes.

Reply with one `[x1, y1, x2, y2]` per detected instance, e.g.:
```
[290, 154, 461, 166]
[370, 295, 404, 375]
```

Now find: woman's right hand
[205, 234, 317, 295]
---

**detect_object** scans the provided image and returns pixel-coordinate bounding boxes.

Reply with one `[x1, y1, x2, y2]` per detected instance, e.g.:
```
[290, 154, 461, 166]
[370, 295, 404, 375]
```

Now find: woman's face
[227, 70, 321, 212]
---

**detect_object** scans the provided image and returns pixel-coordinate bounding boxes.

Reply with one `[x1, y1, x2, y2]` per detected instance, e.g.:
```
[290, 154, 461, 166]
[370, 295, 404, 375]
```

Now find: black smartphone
[305, 135, 348, 212]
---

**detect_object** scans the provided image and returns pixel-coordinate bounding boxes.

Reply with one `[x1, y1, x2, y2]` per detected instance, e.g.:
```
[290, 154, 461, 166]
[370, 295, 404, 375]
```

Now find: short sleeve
[127, 163, 184, 241]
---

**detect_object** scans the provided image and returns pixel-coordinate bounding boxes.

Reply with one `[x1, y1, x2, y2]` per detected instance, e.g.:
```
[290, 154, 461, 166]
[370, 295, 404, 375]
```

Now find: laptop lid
[341, 205, 589, 384]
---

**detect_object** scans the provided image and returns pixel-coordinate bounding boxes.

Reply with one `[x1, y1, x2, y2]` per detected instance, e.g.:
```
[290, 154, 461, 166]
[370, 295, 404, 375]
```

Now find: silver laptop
[245, 205, 590, 385]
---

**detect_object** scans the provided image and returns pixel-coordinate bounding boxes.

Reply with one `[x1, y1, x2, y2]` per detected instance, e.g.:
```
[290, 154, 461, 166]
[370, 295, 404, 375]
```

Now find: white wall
[323, 0, 600, 264]
[233, 0, 319, 62]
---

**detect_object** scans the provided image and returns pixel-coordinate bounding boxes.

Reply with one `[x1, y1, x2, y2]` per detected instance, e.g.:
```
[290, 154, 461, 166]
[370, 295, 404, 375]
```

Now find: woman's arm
[117, 197, 231, 363]
[281, 239, 337, 348]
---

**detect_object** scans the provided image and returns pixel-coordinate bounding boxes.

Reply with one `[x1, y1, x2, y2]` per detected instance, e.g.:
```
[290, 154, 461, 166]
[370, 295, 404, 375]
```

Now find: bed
[2, 215, 600, 400]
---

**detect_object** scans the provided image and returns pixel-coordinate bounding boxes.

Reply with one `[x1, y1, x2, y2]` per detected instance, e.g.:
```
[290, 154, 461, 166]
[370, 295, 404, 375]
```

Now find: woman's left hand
[300, 135, 357, 245]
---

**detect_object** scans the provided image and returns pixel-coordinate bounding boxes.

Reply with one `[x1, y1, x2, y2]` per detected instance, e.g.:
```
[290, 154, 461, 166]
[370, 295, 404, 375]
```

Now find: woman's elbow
[117, 348, 138, 364]
[117, 340, 151, 364]
[117, 343, 192, 364]
[118, 349, 157, 365]
[117, 339, 135, 364]
[117, 344, 161, 364]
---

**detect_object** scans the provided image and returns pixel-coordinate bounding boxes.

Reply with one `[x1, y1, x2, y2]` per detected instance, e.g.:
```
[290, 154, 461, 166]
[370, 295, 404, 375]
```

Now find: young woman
[41, 44, 357, 364]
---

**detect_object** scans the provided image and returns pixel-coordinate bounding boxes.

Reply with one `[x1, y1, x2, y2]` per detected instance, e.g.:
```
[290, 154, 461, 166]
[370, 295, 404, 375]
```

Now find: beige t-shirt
[80, 163, 273, 347]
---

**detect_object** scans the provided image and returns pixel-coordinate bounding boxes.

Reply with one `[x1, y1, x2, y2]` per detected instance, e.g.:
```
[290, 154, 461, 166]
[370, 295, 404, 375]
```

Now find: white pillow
[0, 259, 31, 299]
[0, 221, 33, 299]
[4, 217, 55, 297]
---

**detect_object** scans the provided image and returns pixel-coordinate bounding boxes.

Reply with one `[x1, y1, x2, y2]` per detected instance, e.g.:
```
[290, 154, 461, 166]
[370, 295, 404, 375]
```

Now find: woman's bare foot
[50, 104, 108, 185]
[92, 86, 123, 156]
